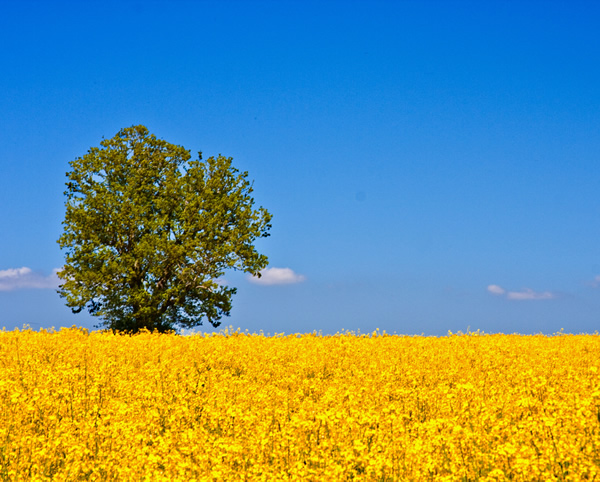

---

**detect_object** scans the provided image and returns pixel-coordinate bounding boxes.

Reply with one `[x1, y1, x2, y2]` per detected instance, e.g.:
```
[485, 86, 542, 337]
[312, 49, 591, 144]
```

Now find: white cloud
[0, 267, 32, 279]
[486, 284, 506, 296]
[487, 284, 555, 301]
[505, 288, 555, 300]
[0, 267, 61, 291]
[248, 267, 306, 286]
[590, 275, 600, 288]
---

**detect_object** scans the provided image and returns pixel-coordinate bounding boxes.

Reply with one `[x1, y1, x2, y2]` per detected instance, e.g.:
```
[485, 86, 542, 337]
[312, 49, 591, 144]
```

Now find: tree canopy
[57, 125, 272, 333]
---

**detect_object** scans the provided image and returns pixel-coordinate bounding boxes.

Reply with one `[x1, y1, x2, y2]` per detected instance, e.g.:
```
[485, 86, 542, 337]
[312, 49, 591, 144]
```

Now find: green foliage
[57, 126, 272, 333]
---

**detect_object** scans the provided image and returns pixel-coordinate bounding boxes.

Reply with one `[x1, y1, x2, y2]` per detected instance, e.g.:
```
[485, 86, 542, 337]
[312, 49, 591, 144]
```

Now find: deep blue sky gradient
[1, 0, 599, 334]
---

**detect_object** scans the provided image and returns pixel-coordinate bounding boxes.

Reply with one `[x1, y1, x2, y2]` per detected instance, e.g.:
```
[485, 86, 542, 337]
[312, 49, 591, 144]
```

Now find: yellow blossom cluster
[0, 327, 599, 480]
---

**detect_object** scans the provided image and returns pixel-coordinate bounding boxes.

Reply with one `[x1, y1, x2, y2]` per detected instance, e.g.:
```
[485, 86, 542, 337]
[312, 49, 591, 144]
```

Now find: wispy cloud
[248, 267, 306, 286]
[487, 284, 556, 301]
[506, 289, 555, 300]
[589, 275, 600, 288]
[0, 267, 60, 291]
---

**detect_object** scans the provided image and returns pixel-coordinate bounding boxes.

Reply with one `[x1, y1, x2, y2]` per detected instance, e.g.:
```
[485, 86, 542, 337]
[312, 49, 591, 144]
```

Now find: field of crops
[0, 327, 599, 481]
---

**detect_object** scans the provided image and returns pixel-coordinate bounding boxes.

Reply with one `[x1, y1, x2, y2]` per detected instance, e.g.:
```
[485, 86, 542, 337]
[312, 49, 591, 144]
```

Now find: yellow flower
[1, 328, 599, 480]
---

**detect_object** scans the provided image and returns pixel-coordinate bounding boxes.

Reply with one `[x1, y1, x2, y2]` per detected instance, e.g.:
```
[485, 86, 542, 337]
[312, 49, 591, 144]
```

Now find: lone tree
[57, 125, 272, 333]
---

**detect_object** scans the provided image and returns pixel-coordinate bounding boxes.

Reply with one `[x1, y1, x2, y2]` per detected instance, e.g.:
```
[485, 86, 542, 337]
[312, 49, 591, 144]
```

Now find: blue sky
[1, 0, 599, 335]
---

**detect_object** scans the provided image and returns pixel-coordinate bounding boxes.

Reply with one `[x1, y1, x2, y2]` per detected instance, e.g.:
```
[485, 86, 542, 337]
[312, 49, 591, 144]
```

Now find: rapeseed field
[0, 327, 598, 481]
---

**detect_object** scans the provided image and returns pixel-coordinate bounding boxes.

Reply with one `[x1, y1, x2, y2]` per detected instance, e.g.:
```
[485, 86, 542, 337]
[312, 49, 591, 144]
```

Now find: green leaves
[57, 126, 272, 333]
